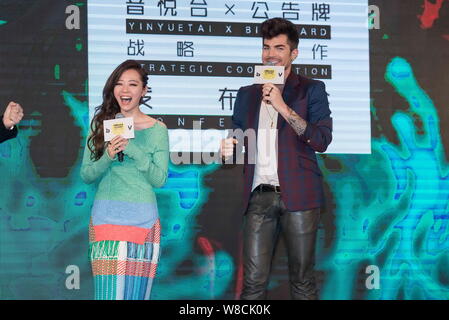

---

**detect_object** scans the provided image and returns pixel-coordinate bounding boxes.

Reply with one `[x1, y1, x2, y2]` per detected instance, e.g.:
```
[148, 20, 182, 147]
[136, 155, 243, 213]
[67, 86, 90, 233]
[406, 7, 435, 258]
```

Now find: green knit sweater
[80, 122, 169, 244]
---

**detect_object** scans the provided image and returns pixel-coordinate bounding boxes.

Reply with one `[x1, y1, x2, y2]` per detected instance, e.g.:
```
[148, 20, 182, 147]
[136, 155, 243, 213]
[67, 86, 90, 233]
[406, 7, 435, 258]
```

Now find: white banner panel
[88, 0, 371, 153]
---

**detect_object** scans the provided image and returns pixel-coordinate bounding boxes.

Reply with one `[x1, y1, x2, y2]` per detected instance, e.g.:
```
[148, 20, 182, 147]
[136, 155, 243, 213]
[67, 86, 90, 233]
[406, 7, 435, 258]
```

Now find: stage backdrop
[0, 0, 448, 299]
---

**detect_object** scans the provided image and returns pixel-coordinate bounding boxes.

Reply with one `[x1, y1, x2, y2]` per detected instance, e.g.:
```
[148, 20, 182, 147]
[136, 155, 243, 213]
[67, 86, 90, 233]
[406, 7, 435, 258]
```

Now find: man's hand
[220, 137, 238, 160]
[262, 84, 308, 136]
[262, 83, 288, 114]
[3, 101, 24, 129]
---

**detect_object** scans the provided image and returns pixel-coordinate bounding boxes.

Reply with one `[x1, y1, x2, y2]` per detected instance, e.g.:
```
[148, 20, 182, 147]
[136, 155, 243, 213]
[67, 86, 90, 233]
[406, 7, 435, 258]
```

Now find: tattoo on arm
[287, 108, 307, 136]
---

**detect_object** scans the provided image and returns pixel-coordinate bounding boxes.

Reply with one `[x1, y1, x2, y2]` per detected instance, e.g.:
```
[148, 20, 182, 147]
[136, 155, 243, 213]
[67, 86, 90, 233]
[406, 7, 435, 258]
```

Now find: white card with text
[253, 65, 285, 84]
[103, 117, 135, 142]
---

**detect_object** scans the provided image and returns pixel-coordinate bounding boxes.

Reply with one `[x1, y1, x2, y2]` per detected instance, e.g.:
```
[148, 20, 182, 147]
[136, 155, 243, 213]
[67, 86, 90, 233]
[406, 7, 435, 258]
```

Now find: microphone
[115, 113, 125, 162]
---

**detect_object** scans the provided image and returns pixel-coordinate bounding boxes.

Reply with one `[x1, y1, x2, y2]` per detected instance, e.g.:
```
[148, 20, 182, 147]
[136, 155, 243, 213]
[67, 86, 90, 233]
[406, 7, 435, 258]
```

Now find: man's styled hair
[261, 18, 299, 50]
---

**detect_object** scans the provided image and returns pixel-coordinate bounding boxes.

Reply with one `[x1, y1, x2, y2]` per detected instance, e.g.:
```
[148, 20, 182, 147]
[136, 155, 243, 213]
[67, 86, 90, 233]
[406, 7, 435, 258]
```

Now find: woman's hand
[107, 135, 128, 159]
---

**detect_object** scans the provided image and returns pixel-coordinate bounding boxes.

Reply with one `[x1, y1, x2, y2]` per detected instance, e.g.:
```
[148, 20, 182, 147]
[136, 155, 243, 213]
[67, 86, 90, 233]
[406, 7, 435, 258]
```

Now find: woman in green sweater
[81, 60, 169, 300]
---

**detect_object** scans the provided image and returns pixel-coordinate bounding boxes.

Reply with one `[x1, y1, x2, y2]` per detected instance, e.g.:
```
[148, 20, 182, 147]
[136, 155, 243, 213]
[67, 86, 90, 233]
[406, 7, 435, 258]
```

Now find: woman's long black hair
[87, 60, 148, 161]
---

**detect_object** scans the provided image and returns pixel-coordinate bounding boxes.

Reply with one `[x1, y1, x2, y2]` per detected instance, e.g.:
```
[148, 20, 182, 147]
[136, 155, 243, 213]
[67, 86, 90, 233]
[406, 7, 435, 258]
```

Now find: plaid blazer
[231, 72, 332, 212]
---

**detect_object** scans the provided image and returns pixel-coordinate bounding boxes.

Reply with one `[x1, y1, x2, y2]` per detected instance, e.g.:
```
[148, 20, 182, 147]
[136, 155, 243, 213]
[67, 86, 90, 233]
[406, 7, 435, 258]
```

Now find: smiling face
[262, 34, 298, 78]
[113, 68, 147, 114]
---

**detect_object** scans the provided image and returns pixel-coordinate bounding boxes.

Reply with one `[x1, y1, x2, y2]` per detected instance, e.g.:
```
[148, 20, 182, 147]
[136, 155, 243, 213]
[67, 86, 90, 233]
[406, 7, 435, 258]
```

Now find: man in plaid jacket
[221, 18, 332, 300]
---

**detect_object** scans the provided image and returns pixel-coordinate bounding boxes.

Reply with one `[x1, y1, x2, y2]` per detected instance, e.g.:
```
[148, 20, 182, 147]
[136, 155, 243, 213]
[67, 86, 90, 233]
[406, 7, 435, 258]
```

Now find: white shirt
[251, 101, 280, 191]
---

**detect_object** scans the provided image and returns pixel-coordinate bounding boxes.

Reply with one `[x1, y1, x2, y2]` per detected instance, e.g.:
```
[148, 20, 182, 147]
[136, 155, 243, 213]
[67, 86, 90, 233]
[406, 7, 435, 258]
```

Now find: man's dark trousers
[240, 188, 320, 300]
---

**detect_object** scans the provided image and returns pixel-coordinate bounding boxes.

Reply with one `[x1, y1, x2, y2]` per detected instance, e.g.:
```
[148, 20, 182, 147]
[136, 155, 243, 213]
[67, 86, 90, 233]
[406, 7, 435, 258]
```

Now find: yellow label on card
[262, 69, 275, 80]
[112, 123, 125, 135]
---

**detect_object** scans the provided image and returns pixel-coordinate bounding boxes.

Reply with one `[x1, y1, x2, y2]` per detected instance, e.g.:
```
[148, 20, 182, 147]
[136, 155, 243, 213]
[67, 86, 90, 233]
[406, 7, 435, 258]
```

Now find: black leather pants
[241, 189, 320, 300]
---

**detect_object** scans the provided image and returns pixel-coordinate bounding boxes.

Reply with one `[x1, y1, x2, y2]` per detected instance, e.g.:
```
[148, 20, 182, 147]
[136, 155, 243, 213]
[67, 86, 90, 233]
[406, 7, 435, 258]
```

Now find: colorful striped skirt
[88, 219, 161, 300]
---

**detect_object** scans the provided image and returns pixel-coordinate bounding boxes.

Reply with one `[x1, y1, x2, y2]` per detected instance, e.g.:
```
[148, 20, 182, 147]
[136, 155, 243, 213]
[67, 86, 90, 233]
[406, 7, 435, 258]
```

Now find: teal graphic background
[320, 57, 449, 299]
[1, 0, 449, 299]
